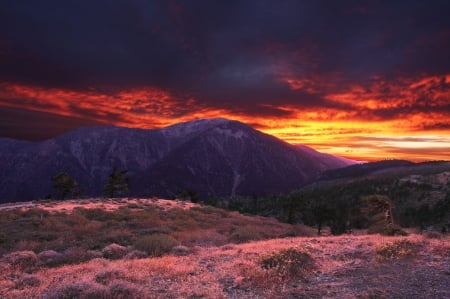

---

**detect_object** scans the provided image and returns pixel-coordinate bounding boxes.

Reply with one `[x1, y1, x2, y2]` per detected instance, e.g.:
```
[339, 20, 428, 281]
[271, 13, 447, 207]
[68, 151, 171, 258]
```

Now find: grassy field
[0, 198, 449, 298]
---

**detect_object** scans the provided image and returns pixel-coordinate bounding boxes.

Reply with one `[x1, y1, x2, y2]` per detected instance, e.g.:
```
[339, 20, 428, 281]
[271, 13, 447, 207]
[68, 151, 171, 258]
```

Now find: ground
[0, 198, 449, 298]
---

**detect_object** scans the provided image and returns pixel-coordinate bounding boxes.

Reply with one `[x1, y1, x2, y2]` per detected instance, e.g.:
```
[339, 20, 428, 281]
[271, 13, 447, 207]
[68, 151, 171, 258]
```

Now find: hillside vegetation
[209, 163, 450, 234]
[0, 198, 306, 257]
[0, 198, 449, 298]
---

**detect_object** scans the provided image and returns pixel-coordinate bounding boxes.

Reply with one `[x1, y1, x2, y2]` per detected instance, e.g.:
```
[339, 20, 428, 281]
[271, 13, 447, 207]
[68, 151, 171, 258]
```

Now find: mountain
[0, 118, 354, 202]
[294, 145, 357, 169]
[318, 159, 450, 181]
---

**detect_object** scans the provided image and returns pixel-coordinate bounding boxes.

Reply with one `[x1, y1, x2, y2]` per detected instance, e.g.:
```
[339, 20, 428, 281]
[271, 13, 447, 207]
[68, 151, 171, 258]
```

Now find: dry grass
[134, 234, 178, 257]
[1, 234, 447, 298]
[11, 198, 199, 214]
[0, 199, 449, 298]
[375, 239, 418, 261]
[259, 247, 315, 279]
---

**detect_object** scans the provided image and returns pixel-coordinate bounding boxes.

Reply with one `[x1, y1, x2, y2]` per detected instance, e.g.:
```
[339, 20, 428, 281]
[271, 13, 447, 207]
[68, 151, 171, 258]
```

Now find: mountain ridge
[0, 118, 354, 202]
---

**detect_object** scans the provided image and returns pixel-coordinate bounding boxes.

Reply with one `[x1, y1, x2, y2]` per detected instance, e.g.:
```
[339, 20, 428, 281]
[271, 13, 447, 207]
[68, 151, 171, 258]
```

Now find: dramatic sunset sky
[1, 1, 449, 161]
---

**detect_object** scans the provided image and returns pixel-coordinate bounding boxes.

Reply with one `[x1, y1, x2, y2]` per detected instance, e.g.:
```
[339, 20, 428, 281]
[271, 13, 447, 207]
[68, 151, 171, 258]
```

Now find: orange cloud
[0, 83, 230, 128]
[325, 74, 450, 113]
[1, 74, 449, 163]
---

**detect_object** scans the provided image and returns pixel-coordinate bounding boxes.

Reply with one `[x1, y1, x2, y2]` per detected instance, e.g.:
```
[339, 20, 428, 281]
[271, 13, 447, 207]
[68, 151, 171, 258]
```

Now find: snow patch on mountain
[213, 127, 248, 139]
[161, 118, 229, 138]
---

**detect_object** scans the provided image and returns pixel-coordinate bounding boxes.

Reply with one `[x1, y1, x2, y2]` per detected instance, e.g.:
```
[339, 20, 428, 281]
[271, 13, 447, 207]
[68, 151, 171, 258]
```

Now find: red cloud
[1, 74, 449, 162]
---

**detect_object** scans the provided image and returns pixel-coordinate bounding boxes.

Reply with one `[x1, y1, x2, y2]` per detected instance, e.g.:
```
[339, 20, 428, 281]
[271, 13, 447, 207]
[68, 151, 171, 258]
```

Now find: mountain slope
[318, 159, 449, 181]
[0, 118, 354, 202]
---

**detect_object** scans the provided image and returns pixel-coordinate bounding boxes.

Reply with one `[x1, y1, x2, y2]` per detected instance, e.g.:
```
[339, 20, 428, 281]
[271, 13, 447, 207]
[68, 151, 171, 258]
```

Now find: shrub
[127, 203, 142, 209]
[43, 280, 107, 299]
[14, 273, 41, 289]
[95, 269, 125, 285]
[259, 247, 315, 279]
[0, 232, 7, 244]
[134, 234, 178, 257]
[86, 250, 104, 260]
[63, 246, 92, 264]
[229, 227, 264, 244]
[106, 280, 145, 299]
[368, 223, 408, 236]
[359, 288, 388, 299]
[2, 250, 38, 272]
[425, 231, 443, 239]
[14, 240, 40, 252]
[376, 239, 418, 261]
[280, 224, 316, 237]
[382, 224, 408, 236]
[38, 250, 64, 267]
[171, 245, 191, 256]
[102, 243, 128, 260]
[79, 208, 110, 221]
[221, 244, 235, 250]
[431, 241, 450, 257]
[102, 228, 133, 246]
[123, 250, 148, 260]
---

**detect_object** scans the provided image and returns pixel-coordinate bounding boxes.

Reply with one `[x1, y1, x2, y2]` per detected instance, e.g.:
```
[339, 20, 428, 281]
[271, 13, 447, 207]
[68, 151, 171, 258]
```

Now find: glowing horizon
[1, 73, 449, 162]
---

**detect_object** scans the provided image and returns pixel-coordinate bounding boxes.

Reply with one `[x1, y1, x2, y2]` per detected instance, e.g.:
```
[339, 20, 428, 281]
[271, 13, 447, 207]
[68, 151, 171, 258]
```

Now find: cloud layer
[1, 0, 449, 161]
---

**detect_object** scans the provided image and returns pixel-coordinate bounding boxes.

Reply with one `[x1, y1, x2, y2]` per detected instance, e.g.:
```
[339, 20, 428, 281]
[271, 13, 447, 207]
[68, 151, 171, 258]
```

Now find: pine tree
[362, 194, 406, 235]
[362, 194, 393, 225]
[52, 172, 79, 200]
[103, 169, 129, 198]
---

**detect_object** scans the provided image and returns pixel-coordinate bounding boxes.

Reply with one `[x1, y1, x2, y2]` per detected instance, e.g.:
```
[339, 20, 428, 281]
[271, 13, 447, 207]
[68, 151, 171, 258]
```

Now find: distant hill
[0, 118, 354, 202]
[220, 160, 450, 231]
[319, 160, 450, 181]
[297, 160, 450, 229]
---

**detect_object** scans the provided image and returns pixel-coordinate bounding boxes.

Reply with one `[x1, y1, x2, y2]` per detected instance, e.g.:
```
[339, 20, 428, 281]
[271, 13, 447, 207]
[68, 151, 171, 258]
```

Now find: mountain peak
[0, 118, 353, 202]
[167, 117, 235, 128]
[160, 117, 245, 137]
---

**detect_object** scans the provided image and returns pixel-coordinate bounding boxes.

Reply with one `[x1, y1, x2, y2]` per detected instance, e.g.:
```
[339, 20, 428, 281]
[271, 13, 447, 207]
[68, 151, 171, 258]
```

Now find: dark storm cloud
[1, 0, 450, 112]
[0, 0, 193, 88]
[0, 106, 103, 140]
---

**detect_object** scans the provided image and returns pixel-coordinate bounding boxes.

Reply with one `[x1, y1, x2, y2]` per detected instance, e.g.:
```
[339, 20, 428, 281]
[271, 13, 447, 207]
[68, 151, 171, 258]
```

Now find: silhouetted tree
[177, 189, 199, 203]
[52, 172, 79, 200]
[362, 194, 393, 225]
[282, 191, 307, 224]
[361, 194, 408, 235]
[103, 169, 129, 198]
[328, 202, 344, 235]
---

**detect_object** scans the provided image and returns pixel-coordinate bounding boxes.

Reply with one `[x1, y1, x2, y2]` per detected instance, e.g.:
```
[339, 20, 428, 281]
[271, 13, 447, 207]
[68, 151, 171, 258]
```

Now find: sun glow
[1, 73, 449, 162]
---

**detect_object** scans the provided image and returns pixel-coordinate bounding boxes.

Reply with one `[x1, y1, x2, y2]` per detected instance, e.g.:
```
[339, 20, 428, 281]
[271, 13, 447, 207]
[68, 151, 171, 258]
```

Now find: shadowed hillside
[0, 118, 354, 203]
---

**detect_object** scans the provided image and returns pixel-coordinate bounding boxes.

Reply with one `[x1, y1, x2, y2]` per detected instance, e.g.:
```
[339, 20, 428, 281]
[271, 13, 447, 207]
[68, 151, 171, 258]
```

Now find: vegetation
[0, 199, 448, 298]
[177, 189, 199, 203]
[103, 169, 129, 198]
[2, 251, 38, 272]
[51, 172, 79, 200]
[259, 247, 315, 279]
[1, 162, 449, 298]
[0, 198, 296, 258]
[203, 168, 450, 235]
[134, 234, 178, 257]
[45, 163, 449, 236]
[375, 239, 418, 261]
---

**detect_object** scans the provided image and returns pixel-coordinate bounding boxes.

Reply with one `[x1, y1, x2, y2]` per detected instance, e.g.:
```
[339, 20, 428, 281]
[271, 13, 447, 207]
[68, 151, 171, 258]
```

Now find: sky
[1, 0, 449, 162]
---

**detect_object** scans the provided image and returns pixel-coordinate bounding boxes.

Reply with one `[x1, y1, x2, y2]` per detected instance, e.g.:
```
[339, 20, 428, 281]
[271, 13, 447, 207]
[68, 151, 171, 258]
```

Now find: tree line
[202, 177, 450, 235]
[51, 169, 129, 200]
